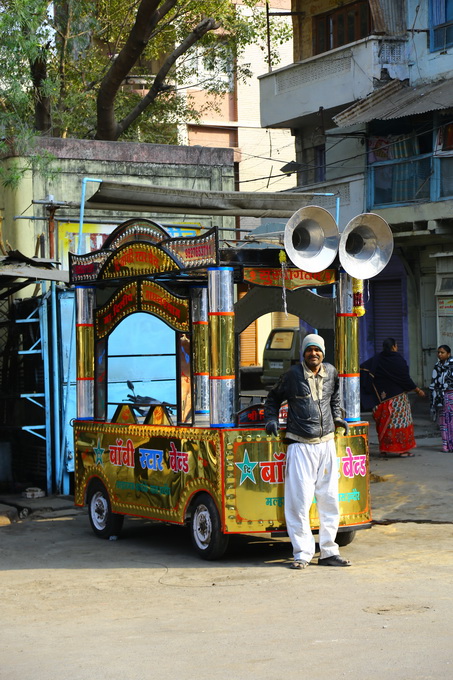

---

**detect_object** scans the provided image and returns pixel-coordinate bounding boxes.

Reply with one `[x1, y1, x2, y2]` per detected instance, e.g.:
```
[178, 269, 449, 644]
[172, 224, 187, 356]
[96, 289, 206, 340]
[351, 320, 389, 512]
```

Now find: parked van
[261, 327, 306, 387]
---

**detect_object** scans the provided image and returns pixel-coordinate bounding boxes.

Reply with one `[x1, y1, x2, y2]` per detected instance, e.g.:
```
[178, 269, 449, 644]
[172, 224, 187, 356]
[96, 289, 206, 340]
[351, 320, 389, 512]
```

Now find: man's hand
[334, 418, 349, 435]
[265, 420, 279, 436]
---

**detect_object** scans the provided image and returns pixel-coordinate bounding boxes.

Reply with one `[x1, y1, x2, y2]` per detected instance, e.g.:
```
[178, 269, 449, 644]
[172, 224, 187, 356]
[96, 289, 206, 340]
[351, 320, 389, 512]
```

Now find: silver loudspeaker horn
[338, 213, 393, 279]
[284, 205, 339, 273]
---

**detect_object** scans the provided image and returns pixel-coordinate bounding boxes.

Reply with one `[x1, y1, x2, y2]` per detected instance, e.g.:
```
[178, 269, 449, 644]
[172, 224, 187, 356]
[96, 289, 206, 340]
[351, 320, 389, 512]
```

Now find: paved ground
[366, 400, 453, 523]
[1, 402, 452, 680]
[0, 399, 445, 526]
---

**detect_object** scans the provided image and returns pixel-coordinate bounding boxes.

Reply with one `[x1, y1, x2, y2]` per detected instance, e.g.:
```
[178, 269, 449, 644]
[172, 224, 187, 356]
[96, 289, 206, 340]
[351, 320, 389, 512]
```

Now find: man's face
[304, 345, 324, 371]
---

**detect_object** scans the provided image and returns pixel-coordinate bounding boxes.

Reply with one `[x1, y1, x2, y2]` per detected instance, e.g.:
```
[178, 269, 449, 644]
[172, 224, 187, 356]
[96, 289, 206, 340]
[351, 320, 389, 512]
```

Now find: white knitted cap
[301, 333, 325, 356]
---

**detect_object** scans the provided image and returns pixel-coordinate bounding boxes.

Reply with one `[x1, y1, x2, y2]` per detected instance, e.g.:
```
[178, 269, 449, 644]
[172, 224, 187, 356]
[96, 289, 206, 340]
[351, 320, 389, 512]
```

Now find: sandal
[399, 451, 415, 457]
[290, 559, 308, 570]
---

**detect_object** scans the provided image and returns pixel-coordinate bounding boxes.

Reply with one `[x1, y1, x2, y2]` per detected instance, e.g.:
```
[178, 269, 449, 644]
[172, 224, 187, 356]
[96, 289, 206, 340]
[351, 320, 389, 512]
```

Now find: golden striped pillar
[335, 270, 360, 421]
[208, 267, 235, 427]
[192, 287, 210, 421]
[75, 286, 95, 419]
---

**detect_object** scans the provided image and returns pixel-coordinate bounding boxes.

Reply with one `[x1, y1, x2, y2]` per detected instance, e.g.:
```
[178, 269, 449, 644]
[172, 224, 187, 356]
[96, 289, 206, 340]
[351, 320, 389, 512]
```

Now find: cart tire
[87, 479, 124, 539]
[190, 493, 229, 560]
[336, 529, 356, 547]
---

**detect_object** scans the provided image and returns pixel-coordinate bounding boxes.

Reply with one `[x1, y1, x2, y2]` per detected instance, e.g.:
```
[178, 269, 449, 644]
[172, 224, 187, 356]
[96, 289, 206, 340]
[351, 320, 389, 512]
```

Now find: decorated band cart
[70, 208, 393, 559]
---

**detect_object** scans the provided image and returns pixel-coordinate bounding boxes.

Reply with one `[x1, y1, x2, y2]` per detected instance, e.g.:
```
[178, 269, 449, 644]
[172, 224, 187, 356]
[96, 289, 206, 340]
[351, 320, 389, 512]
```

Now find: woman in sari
[360, 338, 425, 457]
[429, 345, 453, 452]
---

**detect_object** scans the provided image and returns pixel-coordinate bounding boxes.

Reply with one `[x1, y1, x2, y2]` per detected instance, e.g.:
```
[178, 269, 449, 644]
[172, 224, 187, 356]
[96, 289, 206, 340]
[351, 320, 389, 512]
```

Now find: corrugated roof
[333, 78, 453, 127]
[0, 253, 69, 291]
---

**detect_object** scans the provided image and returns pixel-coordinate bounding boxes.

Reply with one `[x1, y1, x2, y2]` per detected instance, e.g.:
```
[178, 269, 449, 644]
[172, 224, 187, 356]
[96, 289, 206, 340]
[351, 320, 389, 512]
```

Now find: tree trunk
[30, 49, 52, 134]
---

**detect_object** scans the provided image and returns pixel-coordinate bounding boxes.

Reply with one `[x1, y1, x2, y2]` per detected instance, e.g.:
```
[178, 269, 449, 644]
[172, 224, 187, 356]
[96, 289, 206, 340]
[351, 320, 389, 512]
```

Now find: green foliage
[0, 0, 291, 159]
[0, 134, 60, 189]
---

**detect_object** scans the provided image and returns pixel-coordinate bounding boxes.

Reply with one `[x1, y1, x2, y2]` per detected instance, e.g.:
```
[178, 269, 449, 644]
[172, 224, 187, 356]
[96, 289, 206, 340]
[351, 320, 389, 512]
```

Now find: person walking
[430, 344, 453, 452]
[360, 338, 425, 458]
[264, 333, 351, 570]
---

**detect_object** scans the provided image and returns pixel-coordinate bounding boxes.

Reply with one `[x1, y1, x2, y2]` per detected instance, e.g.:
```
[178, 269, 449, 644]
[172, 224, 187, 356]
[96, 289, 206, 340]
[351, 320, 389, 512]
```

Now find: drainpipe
[51, 281, 62, 491]
[78, 178, 103, 254]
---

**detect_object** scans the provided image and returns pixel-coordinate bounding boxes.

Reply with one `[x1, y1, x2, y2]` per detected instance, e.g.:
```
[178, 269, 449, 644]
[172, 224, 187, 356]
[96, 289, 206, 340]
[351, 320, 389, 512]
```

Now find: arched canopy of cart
[69, 218, 216, 425]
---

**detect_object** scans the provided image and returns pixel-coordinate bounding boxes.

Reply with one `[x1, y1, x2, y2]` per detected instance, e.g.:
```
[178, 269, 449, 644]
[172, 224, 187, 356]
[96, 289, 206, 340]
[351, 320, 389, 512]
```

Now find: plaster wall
[0, 162, 34, 256]
[259, 39, 383, 129]
[0, 139, 235, 259]
[187, 0, 295, 194]
[292, 0, 340, 61]
[235, 7, 295, 192]
[406, 0, 453, 84]
[236, 126, 294, 192]
[374, 198, 453, 227]
[325, 125, 367, 184]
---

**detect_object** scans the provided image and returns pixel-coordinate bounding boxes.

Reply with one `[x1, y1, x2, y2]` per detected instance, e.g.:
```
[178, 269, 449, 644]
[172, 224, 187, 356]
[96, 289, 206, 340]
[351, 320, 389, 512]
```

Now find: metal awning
[333, 78, 453, 127]
[86, 181, 315, 218]
[0, 252, 69, 299]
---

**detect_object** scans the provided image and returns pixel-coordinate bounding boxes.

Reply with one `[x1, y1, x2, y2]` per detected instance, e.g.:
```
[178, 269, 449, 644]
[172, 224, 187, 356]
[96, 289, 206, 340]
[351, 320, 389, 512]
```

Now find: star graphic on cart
[235, 449, 258, 485]
[93, 438, 105, 465]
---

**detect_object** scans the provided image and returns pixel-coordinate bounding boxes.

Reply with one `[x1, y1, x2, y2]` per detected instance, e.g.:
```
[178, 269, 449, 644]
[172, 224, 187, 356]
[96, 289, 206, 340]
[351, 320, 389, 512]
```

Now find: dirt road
[1, 507, 452, 680]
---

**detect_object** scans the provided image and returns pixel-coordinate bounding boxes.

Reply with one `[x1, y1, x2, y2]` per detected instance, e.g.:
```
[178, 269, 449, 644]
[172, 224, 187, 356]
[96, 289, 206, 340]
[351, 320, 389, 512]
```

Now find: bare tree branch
[96, 0, 178, 139]
[116, 16, 219, 137]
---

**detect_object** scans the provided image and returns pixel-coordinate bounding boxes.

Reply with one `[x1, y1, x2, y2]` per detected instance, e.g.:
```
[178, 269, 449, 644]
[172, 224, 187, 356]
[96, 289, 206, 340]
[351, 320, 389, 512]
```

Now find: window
[430, 0, 453, 50]
[435, 123, 453, 152]
[437, 276, 453, 294]
[268, 330, 295, 351]
[314, 1, 371, 55]
[188, 43, 234, 90]
[107, 313, 176, 421]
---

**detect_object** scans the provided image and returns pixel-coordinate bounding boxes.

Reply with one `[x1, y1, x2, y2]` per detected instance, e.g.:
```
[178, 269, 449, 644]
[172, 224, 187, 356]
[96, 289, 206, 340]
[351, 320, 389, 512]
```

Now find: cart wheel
[336, 529, 356, 547]
[87, 479, 124, 539]
[190, 493, 229, 560]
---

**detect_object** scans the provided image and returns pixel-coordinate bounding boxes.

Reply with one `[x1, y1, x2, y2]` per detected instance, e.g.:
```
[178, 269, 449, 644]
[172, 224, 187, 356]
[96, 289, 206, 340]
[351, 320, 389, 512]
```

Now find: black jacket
[360, 350, 416, 408]
[264, 362, 342, 440]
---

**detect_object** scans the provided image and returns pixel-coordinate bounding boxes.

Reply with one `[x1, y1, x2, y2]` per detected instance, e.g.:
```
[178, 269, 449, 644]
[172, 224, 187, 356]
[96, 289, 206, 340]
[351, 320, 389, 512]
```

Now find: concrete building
[259, 0, 453, 387]
[184, 0, 297, 365]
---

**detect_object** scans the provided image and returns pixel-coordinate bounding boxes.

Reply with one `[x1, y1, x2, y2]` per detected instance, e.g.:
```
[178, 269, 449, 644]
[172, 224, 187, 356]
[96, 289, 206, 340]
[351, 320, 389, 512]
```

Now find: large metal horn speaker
[284, 205, 339, 273]
[339, 213, 393, 279]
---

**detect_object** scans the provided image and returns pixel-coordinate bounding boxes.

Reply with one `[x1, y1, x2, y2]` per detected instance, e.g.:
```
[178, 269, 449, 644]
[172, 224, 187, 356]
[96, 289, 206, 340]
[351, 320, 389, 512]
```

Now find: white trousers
[284, 440, 340, 562]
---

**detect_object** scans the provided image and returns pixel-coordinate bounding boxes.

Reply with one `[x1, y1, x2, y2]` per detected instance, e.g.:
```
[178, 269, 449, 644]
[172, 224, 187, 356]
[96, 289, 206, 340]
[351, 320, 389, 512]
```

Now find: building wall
[292, 0, 334, 61]
[0, 138, 235, 260]
[260, 1, 453, 388]
[406, 1, 453, 84]
[185, 0, 295, 366]
[187, 0, 295, 197]
[292, 0, 453, 85]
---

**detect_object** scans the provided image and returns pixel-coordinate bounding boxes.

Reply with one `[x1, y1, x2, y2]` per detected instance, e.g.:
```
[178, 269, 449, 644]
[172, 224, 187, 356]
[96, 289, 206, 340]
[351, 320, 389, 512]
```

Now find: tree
[0, 0, 291, 144]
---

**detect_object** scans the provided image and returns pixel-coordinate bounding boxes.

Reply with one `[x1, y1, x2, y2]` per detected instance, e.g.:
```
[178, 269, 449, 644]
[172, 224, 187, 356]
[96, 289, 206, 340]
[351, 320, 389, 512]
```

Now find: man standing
[264, 333, 351, 569]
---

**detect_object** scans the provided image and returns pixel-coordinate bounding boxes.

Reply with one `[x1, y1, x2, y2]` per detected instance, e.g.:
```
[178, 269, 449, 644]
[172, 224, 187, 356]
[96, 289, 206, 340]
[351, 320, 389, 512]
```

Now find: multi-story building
[259, 0, 453, 387]
[184, 0, 297, 365]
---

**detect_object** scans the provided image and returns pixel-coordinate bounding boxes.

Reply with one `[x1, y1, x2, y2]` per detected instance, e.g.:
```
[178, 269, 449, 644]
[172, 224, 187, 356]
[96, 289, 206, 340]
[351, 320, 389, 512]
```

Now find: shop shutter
[240, 321, 257, 366]
[371, 279, 404, 353]
[238, 289, 258, 366]
[272, 312, 300, 328]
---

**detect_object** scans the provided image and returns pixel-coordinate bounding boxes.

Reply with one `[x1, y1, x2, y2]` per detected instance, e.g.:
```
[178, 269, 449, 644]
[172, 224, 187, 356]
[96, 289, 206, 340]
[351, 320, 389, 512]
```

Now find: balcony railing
[369, 153, 453, 207]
